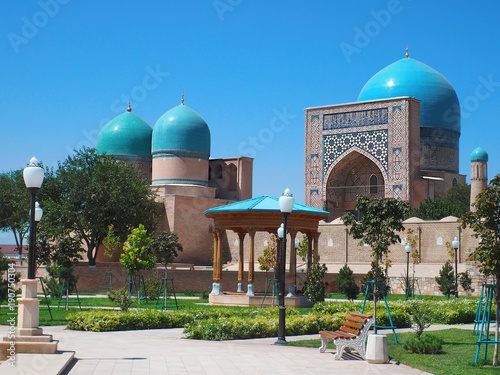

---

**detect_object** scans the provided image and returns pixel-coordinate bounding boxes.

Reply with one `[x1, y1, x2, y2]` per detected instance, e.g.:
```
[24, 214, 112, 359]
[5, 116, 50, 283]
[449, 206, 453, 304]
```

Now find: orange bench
[319, 312, 374, 360]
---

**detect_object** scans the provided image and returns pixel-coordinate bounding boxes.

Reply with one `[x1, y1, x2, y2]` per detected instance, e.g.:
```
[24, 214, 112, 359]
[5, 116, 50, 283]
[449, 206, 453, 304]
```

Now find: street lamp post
[23, 157, 45, 279]
[275, 188, 294, 345]
[452, 237, 459, 298]
[405, 243, 411, 300]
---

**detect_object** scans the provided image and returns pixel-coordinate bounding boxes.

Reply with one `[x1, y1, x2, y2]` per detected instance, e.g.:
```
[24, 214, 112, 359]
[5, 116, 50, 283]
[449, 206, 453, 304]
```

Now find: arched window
[452, 177, 458, 186]
[369, 175, 378, 194]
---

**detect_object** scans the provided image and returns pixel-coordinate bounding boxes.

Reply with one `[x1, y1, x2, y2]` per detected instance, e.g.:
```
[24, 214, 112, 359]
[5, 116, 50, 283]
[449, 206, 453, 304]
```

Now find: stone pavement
[0, 325, 440, 375]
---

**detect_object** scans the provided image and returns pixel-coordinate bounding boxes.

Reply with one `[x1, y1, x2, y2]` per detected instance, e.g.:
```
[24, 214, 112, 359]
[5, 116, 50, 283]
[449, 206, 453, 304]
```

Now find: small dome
[358, 57, 460, 133]
[471, 147, 488, 162]
[96, 109, 152, 157]
[152, 104, 210, 158]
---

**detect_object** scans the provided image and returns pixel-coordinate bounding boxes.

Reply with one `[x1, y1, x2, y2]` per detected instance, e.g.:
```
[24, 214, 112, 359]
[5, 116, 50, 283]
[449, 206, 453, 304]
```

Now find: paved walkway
[2, 325, 439, 375]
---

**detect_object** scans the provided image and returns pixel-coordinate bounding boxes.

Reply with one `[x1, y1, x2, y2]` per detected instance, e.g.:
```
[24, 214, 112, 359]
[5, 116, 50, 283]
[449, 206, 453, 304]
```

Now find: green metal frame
[474, 284, 499, 365]
[361, 280, 398, 344]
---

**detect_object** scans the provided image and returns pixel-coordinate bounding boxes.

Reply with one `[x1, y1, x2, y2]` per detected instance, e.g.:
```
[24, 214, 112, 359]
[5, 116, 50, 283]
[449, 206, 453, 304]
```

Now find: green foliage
[296, 235, 308, 262]
[143, 272, 162, 301]
[361, 260, 390, 300]
[41, 236, 82, 297]
[0, 255, 18, 304]
[41, 147, 159, 266]
[0, 170, 30, 255]
[462, 174, 500, 366]
[151, 231, 183, 277]
[403, 333, 444, 354]
[408, 300, 433, 337]
[435, 261, 455, 298]
[119, 224, 156, 277]
[458, 271, 474, 293]
[102, 224, 122, 259]
[412, 184, 471, 220]
[304, 262, 327, 305]
[107, 288, 134, 311]
[336, 264, 359, 301]
[257, 235, 278, 271]
[342, 196, 410, 262]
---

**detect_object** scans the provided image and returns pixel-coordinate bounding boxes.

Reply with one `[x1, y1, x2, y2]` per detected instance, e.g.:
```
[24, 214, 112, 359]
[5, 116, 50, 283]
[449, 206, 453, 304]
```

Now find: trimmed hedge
[66, 299, 480, 339]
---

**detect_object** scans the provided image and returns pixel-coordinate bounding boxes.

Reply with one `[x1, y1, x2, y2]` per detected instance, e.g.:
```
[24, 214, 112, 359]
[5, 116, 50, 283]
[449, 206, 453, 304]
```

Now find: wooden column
[247, 229, 255, 296]
[237, 232, 246, 292]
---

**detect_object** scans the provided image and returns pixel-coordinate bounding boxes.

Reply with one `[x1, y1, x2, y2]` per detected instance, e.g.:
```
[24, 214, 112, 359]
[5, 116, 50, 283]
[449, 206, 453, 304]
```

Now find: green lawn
[287, 329, 500, 374]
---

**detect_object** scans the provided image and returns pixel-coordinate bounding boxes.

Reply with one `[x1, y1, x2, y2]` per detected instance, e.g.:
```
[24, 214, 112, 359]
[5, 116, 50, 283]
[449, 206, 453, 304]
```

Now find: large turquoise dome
[471, 147, 488, 162]
[358, 57, 460, 134]
[96, 108, 152, 157]
[152, 104, 211, 158]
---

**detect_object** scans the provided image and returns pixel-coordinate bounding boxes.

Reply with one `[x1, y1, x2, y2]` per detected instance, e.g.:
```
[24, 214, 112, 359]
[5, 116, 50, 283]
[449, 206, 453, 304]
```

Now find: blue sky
[1, 1, 499, 243]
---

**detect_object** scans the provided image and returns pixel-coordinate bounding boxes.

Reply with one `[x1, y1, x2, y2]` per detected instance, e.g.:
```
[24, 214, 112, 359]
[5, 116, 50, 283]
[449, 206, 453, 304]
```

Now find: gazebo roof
[204, 195, 329, 215]
[204, 196, 328, 233]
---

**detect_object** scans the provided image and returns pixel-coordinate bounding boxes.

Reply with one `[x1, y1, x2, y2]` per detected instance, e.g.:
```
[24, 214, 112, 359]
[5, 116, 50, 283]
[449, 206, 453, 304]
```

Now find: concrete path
[0, 325, 436, 375]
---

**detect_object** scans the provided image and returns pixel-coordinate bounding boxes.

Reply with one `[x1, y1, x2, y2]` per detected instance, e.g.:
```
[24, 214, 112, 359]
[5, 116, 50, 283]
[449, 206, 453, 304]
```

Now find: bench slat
[339, 326, 361, 336]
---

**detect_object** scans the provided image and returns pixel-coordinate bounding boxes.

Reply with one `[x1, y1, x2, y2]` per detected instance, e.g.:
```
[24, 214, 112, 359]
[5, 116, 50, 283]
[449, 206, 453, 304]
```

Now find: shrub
[108, 288, 134, 311]
[407, 300, 433, 336]
[435, 261, 455, 298]
[143, 273, 162, 301]
[336, 264, 360, 301]
[403, 333, 444, 354]
[304, 262, 328, 305]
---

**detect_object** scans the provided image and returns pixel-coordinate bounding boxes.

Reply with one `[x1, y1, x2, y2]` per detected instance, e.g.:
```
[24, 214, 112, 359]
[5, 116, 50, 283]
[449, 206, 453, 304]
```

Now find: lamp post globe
[23, 157, 44, 279]
[452, 237, 459, 298]
[275, 188, 294, 345]
[405, 243, 411, 299]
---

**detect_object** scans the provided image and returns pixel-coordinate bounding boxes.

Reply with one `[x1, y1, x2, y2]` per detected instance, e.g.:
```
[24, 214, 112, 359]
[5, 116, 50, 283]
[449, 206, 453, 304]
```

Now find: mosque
[95, 95, 253, 265]
[93, 50, 489, 296]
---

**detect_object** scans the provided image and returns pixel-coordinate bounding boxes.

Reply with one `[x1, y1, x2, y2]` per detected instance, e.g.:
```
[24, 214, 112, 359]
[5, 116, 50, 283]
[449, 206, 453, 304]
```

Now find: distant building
[305, 49, 466, 220]
[96, 97, 253, 265]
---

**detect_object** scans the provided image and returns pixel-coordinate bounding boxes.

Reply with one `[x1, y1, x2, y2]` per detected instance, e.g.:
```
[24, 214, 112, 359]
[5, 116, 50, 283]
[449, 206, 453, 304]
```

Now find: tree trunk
[87, 247, 97, 267]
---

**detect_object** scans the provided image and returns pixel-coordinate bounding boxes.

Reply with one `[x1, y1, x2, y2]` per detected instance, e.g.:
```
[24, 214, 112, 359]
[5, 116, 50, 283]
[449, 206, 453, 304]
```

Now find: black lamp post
[452, 236, 459, 298]
[275, 188, 294, 345]
[404, 243, 411, 299]
[23, 157, 44, 280]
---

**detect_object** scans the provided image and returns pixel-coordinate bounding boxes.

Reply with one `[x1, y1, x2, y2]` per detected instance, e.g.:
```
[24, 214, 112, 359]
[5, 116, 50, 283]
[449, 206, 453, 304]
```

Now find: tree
[304, 262, 327, 305]
[257, 235, 278, 272]
[462, 174, 500, 366]
[151, 231, 183, 278]
[342, 196, 410, 329]
[435, 261, 455, 298]
[41, 147, 159, 266]
[119, 224, 156, 277]
[0, 170, 30, 262]
[336, 264, 359, 301]
[412, 184, 470, 220]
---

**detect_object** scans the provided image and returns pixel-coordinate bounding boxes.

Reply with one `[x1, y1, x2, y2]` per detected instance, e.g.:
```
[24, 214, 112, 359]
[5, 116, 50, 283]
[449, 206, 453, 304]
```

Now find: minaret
[470, 147, 488, 211]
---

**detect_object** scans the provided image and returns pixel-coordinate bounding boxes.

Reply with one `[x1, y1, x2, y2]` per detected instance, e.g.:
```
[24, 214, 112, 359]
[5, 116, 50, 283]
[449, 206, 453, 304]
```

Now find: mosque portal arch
[324, 149, 386, 220]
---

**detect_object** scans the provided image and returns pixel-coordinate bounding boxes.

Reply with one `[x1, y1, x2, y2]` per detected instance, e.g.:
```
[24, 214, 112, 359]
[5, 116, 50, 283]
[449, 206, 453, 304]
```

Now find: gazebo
[203, 195, 328, 306]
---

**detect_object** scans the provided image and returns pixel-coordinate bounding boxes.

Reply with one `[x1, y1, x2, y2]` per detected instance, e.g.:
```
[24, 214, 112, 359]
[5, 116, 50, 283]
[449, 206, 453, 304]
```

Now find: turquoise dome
[358, 57, 460, 133]
[96, 109, 152, 157]
[471, 147, 488, 162]
[152, 104, 211, 158]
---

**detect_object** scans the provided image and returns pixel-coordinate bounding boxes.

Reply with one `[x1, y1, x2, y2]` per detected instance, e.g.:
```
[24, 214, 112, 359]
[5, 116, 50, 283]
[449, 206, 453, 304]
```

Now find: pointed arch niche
[324, 150, 386, 220]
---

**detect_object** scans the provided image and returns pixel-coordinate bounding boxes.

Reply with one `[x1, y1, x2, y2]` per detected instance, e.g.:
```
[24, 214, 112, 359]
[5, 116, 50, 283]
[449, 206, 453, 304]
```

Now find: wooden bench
[319, 312, 374, 360]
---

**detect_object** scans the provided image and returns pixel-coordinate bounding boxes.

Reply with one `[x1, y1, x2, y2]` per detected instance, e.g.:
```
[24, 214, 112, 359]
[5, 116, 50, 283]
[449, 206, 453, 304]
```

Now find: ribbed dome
[358, 57, 460, 133]
[471, 147, 488, 162]
[96, 109, 152, 157]
[152, 104, 210, 158]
